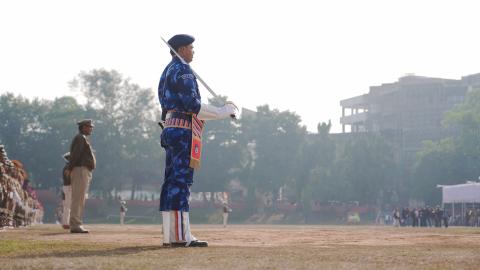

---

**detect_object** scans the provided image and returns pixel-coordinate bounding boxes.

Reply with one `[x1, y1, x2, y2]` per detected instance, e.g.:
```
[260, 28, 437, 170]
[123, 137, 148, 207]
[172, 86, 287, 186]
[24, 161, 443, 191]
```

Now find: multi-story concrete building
[340, 73, 480, 160]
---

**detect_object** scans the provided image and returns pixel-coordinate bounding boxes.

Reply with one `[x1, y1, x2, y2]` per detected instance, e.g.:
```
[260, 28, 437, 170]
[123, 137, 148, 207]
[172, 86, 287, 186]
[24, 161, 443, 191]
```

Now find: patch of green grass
[0, 239, 117, 257]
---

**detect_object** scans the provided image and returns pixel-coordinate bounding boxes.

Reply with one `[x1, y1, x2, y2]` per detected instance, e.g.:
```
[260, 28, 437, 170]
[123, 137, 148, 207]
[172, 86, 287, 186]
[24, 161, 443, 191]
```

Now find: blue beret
[168, 34, 195, 51]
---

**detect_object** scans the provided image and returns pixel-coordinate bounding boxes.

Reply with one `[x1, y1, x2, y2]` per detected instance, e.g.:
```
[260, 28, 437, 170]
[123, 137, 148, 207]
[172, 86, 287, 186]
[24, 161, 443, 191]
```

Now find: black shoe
[169, 240, 208, 247]
[169, 242, 187, 248]
[70, 228, 89, 233]
[162, 243, 171, 247]
[186, 240, 208, 247]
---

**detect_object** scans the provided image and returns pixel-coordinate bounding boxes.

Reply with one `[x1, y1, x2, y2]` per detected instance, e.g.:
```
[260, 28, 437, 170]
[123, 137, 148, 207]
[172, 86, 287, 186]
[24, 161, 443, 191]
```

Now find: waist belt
[164, 111, 192, 129]
[163, 111, 205, 170]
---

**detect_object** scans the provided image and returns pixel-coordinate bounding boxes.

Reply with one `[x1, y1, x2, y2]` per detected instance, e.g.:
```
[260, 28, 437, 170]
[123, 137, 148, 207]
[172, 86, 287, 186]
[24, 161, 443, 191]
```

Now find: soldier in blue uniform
[158, 34, 237, 247]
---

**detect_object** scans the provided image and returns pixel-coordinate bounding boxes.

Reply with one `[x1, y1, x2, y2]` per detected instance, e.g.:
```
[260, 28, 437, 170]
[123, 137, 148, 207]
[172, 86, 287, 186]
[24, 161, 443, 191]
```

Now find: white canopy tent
[438, 182, 480, 226]
[441, 182, 480, 203]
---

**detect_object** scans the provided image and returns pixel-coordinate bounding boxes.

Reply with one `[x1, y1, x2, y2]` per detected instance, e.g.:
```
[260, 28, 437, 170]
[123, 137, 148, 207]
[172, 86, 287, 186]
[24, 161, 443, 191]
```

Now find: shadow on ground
[14, 245, 166, 259]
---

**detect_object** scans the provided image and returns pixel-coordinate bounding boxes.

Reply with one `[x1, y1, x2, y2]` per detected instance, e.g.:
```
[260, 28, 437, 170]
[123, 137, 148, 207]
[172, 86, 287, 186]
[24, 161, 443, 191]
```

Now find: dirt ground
[1, 224, 480, 269]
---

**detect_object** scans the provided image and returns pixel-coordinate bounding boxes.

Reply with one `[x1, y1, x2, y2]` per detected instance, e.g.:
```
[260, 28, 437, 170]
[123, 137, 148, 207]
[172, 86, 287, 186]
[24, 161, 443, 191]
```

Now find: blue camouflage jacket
[158, 57, 202, 114]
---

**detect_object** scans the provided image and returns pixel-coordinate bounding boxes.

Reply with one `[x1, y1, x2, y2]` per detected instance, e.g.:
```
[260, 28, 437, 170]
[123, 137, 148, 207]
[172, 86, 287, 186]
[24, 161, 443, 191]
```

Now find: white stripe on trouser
[161, 212, 170, 244]
[161, 210, 197, 244]
[62, 185, 72, 226]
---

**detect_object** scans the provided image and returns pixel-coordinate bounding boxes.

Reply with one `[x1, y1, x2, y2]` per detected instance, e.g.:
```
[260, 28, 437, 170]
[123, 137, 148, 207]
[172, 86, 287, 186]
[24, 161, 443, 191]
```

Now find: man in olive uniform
[65, 119, 96, 233]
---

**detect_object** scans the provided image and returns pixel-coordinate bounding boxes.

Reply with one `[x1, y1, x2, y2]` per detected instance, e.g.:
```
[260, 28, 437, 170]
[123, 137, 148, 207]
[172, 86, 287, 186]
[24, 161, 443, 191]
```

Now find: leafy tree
[335, 134, 396, 205]
[294, 121, 335, 216]
[443, 88, 480, 175]
[238, 105, 306, 212]
[412, 139, 468, 204]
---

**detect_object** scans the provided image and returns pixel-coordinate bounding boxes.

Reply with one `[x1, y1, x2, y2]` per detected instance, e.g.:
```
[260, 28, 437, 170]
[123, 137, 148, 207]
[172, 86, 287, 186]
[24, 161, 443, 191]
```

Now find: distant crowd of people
[377, 206, 450, 227]
[461, 208, 480, 227]
[391, 206, 450, 227]
[381, 206, 480, 228]
[0, 145, 43, 228]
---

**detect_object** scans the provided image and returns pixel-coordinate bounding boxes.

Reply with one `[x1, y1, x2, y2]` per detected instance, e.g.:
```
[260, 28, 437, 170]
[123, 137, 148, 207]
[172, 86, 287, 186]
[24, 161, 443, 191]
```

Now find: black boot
[186, 240, 208, 247]
[169, 240, 208, 247]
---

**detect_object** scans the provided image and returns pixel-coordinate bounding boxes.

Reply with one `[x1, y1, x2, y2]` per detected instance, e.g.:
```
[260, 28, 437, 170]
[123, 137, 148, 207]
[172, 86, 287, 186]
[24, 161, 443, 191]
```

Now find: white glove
[223, 101, 238, 118]
[197, 102, 238, 121]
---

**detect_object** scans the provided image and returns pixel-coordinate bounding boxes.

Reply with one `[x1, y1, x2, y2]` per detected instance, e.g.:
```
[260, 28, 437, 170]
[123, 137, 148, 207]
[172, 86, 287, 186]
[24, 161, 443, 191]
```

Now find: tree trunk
[130, 184, 136, 200]
[246, 185, 257, 215]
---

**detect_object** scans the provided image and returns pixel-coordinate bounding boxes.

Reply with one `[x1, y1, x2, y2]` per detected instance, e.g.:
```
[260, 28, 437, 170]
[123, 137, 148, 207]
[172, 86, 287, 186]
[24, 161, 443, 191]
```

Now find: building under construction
[340, 73, 480, 161]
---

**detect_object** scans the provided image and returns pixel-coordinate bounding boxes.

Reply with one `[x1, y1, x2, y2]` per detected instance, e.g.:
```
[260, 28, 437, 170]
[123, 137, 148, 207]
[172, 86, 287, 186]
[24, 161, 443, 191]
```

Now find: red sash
[189, 115, 204, 169]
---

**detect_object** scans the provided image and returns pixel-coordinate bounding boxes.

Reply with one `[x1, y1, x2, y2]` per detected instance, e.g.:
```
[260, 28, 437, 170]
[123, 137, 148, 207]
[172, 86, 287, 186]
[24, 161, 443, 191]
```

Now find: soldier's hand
[224, 101, 238, 119]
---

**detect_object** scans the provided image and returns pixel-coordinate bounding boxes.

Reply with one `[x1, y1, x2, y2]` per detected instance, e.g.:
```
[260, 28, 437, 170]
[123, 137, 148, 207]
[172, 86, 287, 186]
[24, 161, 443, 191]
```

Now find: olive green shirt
[68, 134, 96, 171]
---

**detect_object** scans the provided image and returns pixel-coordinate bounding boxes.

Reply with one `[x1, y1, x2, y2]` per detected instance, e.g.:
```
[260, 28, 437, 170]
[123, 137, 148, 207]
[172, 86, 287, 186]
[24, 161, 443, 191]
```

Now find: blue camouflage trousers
[160, 127, 194, 212]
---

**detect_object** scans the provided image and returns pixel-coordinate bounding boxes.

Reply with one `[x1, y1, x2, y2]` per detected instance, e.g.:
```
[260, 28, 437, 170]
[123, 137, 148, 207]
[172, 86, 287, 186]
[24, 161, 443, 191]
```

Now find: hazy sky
[1, 0, 480, 133]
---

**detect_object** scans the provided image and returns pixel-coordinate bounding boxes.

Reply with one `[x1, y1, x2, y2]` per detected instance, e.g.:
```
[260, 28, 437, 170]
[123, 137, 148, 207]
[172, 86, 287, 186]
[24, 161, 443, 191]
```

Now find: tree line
[1, 69, 479, 216]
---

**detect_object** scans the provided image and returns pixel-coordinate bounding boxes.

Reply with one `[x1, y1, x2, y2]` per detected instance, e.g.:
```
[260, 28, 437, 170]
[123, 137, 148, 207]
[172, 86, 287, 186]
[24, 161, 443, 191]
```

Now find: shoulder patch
[179, 74, 195, 80]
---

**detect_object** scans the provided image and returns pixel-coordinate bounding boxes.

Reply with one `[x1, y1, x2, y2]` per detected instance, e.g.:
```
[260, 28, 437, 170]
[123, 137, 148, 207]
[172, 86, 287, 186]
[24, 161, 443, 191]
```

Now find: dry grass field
[1, 224, 480, 269]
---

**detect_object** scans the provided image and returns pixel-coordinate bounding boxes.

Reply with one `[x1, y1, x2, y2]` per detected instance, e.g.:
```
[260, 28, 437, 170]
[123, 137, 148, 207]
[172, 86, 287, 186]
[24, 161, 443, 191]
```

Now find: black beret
[168, 34, 195, 51]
